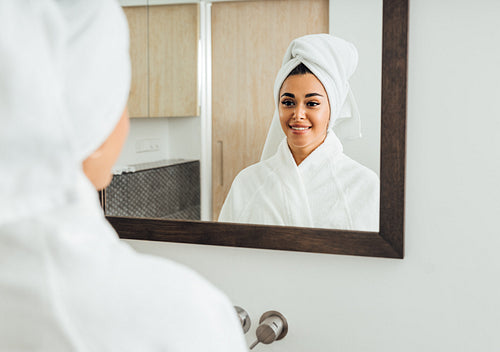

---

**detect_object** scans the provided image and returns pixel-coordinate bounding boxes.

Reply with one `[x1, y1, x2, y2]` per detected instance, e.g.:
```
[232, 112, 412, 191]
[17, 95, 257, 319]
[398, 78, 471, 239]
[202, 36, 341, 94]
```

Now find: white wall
[124, 1, 500, 351]
[332, 0, 382, 175]
[115, 116, 201, 167]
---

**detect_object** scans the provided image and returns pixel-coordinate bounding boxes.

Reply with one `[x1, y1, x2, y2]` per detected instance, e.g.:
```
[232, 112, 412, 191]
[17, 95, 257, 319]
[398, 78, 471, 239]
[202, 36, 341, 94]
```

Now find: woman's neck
[288, 134, 328, 166]
[289, 147, 310, 165]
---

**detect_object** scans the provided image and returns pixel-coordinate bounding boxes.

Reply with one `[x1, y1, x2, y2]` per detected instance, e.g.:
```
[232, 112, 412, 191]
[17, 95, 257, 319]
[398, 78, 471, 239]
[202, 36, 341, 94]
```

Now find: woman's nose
[293, 105, 306, 120]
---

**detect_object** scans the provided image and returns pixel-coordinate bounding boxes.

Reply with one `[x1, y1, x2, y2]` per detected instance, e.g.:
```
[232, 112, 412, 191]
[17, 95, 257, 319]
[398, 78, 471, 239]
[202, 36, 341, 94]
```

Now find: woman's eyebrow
[280, 92, 324, 98]
[305, 93, 324, 98]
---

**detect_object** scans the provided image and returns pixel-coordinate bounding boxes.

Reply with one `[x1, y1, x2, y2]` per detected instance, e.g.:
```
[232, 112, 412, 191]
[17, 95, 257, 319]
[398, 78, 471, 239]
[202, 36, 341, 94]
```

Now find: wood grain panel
[149, 4, 199, 118]
[211, 0, 329, 220]
[123, 6, 149, 118]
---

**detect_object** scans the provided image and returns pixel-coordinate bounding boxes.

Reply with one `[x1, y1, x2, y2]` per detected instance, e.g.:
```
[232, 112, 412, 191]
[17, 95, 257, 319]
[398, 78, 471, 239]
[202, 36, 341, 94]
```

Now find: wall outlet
[135, 138, 161, 153]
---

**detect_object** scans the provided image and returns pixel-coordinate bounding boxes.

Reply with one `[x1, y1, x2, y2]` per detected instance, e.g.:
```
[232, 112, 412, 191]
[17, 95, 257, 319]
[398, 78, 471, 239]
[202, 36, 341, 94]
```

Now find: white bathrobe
[0, 176, 248, 351]
[219, 131, 379, 231]
[0, 1, 247, 351]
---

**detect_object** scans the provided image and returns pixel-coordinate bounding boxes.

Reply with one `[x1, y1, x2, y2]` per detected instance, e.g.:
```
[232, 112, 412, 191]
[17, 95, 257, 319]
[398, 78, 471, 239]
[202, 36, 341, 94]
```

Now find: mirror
[107, 0, 407, 258]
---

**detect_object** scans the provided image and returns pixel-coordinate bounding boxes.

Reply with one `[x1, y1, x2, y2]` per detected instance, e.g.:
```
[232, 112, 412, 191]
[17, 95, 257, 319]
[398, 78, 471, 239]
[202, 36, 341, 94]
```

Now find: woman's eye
[307, 101, 320, 107]
[281, 100, 294, 107]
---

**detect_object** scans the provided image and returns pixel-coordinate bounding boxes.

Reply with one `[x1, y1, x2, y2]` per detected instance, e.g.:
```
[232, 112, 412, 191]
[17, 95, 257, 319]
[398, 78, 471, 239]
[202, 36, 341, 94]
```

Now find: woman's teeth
[291, 126, 310, 130]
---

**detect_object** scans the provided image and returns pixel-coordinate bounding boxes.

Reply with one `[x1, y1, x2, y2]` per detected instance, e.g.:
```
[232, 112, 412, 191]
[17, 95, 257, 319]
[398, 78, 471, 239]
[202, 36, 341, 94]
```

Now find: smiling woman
[218, 34, 379, 232]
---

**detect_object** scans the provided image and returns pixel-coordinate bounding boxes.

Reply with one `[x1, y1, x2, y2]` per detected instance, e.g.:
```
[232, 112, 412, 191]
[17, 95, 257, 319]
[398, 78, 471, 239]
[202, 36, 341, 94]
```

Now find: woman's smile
[289, 124, 312, 133]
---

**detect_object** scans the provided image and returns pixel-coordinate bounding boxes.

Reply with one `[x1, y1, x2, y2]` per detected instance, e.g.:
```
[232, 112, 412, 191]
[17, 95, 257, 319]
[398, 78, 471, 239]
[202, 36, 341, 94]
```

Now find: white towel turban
[0, 0, 130, 225]
[261, 34, 361, 160]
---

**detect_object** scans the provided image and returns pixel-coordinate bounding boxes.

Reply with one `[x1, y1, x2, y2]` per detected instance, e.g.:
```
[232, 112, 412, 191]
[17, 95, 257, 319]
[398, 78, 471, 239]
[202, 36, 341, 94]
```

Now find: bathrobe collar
[265, 129, 344, 227]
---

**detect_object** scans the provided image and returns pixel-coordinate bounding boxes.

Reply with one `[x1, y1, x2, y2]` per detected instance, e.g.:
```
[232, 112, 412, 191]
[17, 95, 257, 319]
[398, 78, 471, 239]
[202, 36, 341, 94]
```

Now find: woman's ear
[83, 107, 129, 190]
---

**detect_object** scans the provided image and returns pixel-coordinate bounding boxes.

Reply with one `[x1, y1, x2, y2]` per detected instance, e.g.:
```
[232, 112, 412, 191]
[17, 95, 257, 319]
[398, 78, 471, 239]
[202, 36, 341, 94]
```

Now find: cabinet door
[123, 6, 149, 118]
[149, 4, 199, 118]
[211, 0, 329, 220]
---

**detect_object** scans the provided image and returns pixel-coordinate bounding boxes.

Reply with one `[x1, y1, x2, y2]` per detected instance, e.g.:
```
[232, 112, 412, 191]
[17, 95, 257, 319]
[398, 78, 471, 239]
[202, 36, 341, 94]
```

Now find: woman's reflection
[218, 34, 379, 231]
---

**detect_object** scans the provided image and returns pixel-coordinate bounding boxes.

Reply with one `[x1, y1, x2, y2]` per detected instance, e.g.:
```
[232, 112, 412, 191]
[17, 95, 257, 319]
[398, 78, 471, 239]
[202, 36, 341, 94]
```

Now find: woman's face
[278, 73, 330, 163]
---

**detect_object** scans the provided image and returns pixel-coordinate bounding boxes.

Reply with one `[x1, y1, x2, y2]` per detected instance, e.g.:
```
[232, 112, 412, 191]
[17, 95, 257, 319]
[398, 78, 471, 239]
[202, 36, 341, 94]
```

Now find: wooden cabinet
[123, 6, 148, 117]
[211, 0, 329, 220]
[123, 4, 199, 118]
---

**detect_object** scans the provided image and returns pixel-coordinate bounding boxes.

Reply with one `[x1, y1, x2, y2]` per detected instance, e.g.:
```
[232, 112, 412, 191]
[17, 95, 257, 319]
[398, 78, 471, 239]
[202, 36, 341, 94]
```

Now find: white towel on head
[261, 34, 362, 161]
[0, 0, 131, 225]
[61, 0, 132, 161]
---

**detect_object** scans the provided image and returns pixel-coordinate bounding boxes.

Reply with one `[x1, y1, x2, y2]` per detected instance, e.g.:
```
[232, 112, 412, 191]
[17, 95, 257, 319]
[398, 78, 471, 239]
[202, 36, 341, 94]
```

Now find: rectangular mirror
[106, 0, 407, 258]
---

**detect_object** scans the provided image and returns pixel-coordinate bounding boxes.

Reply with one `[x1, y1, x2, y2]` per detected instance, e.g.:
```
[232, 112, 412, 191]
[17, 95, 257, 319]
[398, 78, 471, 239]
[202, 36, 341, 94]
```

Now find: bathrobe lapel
[267, 139, 315, 228]
[298, 131, 353, 229]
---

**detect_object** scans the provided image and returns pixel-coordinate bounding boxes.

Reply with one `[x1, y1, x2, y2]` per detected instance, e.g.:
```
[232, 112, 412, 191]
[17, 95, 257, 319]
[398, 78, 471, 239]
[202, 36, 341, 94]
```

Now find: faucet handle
[234, 306, 251, 334]
[249, 310, 288, 350]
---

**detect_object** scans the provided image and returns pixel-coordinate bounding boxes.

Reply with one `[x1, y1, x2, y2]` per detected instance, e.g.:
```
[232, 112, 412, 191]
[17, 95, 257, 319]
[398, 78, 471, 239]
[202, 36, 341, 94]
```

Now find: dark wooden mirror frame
[106, 0, 408, 259]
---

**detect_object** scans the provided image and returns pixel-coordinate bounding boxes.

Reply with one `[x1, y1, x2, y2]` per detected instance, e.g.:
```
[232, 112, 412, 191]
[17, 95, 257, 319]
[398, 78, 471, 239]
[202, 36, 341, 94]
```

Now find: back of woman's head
[0, 0, 131, 225]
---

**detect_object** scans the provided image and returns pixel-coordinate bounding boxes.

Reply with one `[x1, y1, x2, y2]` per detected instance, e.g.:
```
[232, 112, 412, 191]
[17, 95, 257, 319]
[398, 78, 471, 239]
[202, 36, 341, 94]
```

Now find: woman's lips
[289, 125, 311, 134]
